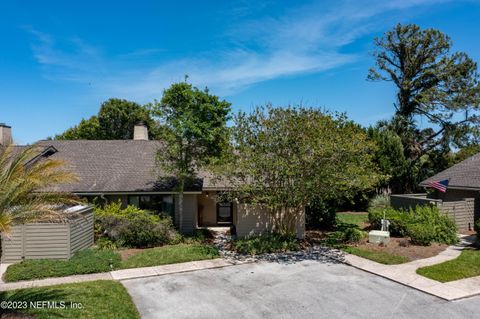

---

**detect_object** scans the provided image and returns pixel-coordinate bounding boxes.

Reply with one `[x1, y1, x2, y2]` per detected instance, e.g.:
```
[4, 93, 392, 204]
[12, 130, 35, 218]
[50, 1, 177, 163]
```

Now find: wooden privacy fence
[390, 194, 475, 231]
[1, 205, 94, 263]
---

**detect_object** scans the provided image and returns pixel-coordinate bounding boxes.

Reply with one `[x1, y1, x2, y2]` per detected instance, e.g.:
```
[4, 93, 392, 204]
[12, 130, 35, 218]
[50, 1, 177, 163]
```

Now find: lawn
[4, 243, 218, 282]
[0, 280, 139, 319]
[416, 248, 480, 282]
[337, 212, 368, 227]
[4, 249, 122, 282]
[343, 246, 409, 265]
[120, 243, 219, 269]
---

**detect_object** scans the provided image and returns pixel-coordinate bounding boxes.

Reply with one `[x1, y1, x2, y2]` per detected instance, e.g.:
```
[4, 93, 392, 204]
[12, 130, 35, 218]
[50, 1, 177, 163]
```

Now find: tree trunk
[178, 179, 184, 231]
[178, 192, 184, 231]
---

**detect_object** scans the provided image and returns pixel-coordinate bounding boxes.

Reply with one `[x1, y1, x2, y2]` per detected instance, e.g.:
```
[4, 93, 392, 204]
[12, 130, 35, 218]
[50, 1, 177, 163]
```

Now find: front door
[217, 202, 233, 224]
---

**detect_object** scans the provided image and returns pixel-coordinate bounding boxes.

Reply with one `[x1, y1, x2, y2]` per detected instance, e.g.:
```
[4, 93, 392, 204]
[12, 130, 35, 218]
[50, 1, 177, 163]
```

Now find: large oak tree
[368, 24, 480, 192]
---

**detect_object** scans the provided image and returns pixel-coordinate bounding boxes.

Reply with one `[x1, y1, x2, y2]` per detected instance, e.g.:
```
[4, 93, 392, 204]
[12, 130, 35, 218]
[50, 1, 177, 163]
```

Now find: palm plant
[0, 144, 79, 234]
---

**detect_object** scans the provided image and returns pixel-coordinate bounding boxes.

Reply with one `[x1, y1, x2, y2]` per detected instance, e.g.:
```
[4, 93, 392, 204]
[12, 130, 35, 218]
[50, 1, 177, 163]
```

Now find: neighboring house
[0, 123, 305, 239]
[391, 154, 480, 231]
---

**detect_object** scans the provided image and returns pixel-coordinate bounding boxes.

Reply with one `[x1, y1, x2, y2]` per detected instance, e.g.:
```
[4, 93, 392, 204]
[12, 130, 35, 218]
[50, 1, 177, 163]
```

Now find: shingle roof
[36, 140, 206, 193]
[420, 153, 480, 190]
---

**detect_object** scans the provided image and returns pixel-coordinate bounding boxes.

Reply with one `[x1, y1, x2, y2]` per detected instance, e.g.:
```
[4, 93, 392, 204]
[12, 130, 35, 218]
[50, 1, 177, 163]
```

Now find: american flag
[427, 179, 449, 193]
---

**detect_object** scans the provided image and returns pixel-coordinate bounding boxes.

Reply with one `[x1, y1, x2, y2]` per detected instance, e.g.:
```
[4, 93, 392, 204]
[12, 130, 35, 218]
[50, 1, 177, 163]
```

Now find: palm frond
[0, 144, 79, 234]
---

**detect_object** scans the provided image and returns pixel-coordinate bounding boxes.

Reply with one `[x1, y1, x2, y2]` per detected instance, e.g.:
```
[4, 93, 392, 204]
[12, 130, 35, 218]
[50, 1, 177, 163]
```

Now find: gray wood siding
[235, 204, 305, 239]
[1, 227, 24, 263]
[174, 194, 198, 233]
[1, 206, 94, 263]
[440, 199, 475, 231]
[69, 210, 94, 256]
[390, 194, 475, 231]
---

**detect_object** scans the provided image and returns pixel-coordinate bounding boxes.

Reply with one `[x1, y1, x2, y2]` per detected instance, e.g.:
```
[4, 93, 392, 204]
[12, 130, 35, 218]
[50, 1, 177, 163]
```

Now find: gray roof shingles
[36, 140, 205, 193]
[420, 153, 480, 190]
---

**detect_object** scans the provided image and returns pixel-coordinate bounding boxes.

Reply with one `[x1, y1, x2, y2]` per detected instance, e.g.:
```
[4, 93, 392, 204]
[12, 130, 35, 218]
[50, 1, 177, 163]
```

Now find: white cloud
[25, 0, 456, 100]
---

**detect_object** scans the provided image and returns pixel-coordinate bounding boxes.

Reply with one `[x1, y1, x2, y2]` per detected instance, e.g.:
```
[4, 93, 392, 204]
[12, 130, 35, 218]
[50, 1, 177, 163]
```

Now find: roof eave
[73, 191, 203, 196]
[420, 184, 480, 192]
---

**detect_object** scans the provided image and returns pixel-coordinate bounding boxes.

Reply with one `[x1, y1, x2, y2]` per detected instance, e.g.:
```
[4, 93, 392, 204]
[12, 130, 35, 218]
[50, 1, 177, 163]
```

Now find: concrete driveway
[122, 260, 480, 319]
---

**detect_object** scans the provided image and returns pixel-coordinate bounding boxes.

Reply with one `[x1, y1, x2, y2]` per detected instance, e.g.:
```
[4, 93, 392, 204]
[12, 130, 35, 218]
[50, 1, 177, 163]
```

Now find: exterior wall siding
[174, 194, 198, 233]
[69, 209, 94, 257]
[440, 199, 475, 231]
[235, 204, 305, 239]
[198, 193, 217, 226]
[1, 206, 94, 263]
[1, 227, 25, 263]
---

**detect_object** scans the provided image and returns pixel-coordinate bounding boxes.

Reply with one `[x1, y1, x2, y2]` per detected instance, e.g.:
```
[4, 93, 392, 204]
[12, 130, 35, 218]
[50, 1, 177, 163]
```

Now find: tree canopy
[151, 82, 231, 229]
[368, 24, 480, 192]
[220, 106, 381, 234]
[55, 98, 159, 140]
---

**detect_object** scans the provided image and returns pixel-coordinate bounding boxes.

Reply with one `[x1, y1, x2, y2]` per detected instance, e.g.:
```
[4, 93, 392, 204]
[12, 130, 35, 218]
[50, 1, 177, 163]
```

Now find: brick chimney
[0, 123, 12, 146]
[133, 122, 149, 140]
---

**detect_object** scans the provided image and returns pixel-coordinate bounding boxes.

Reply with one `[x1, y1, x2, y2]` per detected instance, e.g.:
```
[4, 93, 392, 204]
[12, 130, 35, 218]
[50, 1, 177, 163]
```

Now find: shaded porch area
[197, 191, 236, 227]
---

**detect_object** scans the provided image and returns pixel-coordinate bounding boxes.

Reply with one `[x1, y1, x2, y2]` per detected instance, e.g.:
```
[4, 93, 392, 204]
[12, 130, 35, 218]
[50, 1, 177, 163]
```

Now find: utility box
[368, 230, 390, 245]
[1, 205, 94, 263]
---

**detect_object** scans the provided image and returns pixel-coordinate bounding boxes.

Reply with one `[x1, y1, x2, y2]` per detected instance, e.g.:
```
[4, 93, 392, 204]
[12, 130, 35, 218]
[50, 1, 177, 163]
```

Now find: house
[0, 123, 305, 239]
[390, 153, 480, 231]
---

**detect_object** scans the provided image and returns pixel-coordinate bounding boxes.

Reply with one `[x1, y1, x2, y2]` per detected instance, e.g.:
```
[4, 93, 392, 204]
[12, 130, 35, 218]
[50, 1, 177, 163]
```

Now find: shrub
[368, 194, 391, 211]
[409, 205, 458, 246]
[95, 201, 179, 248]
[322, 231, 346, 247]
[324, 223, 367, 246]
[96, 237, 117, 250]
[368, 205, 458, 246]
[306, 198, 337, 229]
[343, 227, 367, 243]
[408, 223, 435, 246]
[368, 207, 410, 236]
[233, 233, 299, 255]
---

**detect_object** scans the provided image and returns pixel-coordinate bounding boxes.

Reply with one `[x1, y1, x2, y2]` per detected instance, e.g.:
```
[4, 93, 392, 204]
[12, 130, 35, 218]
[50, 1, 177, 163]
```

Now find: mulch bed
[305, 230, 448, 261]
[350, 237, 448, 261]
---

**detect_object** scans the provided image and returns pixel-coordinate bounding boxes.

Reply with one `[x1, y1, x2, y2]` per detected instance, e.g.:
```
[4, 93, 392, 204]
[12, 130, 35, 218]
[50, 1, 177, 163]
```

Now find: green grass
[4, 249, 122, 282]
[120, 243, 219, 269]
[4, 244, 219, 282]
[343, 247, 409, 265]
[337, 213, 368, 227]
[416, 249, 480, 282]
[0, 280, 140, 319]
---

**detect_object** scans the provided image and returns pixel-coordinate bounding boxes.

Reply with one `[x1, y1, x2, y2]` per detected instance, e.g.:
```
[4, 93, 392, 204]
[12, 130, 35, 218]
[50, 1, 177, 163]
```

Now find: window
[128, 196, 140, 207]
[217, 202, 233, 224]
[128, 195, 175, 217]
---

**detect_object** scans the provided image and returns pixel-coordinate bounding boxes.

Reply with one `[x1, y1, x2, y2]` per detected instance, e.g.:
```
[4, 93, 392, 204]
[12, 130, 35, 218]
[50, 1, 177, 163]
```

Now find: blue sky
[1, 0, 480, 144]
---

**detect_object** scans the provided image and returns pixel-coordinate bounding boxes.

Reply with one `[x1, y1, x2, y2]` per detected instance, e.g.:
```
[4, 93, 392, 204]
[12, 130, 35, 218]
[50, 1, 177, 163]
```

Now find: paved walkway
[0, 258, 243, 292]
[343, 235, 480, 301]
